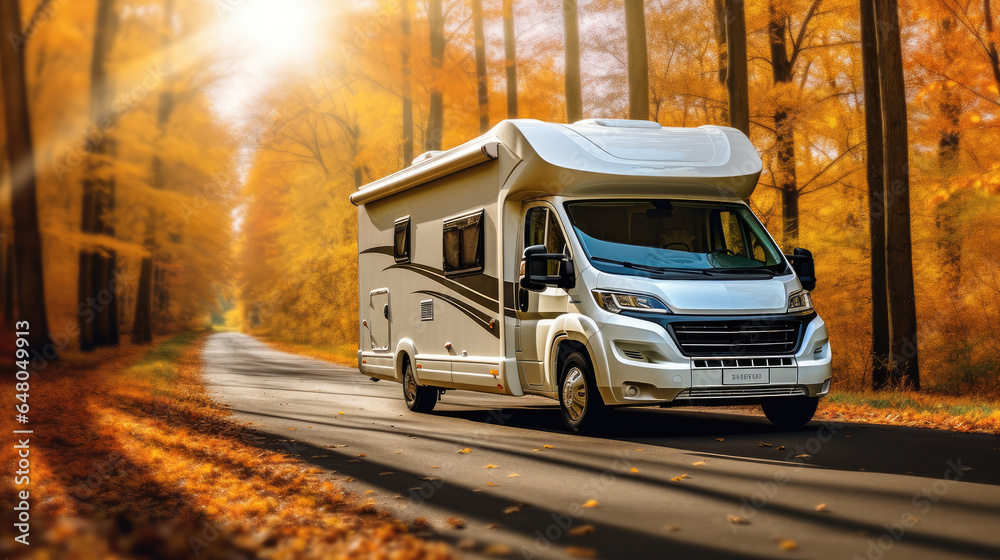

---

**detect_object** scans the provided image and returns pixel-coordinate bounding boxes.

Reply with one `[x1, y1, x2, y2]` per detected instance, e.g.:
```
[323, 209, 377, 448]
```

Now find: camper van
[351, 119, 831, 433]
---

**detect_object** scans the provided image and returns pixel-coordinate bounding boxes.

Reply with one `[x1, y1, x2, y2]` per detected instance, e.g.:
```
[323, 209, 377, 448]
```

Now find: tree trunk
[401, 0, 414, 164]
[861, 0, 891, 390]
[769, 2, 799, 244]
[875, 0, 920, 390]
[426, 0, 445, 151]
[935, 16, 962, 290]
[503, 0, 518, 119]
[79, 0, 121, 350]
[984, 0, 1000, 99]
[133, 0, 175, 344]
[564, 0, 583, 123]
[712, 0, 728, 86]
[0, 0, 54, 356]
[725, 0, 750, 134]
[472, 0, 490, 132]
[624, 0, 649, 120]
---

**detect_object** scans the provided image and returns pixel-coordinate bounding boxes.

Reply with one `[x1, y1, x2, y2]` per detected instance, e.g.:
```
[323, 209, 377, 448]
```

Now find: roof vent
[574, 119, 661, 129]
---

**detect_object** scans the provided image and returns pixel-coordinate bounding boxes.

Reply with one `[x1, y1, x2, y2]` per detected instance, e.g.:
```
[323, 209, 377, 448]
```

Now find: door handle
[383, 304, 389, 319]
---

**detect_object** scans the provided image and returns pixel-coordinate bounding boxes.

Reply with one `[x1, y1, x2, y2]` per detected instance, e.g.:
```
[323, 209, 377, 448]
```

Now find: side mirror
[785, 247, 816, 291]
[519, 245, 576, 292]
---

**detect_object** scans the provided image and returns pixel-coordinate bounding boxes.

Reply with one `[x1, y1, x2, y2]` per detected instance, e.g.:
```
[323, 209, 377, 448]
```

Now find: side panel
[357, 160, 509, 392]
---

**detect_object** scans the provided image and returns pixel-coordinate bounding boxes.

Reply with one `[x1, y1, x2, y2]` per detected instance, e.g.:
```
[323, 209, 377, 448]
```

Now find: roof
[350, 119, 762, 206]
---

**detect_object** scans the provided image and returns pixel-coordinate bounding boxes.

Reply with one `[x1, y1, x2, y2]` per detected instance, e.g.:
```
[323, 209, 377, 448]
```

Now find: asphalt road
[201, 332, 1000, 560]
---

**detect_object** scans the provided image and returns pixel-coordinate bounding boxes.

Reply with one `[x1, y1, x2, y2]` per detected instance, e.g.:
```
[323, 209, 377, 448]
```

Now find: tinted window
[393, 217, 410, 263]
[443, 210, 485, 276]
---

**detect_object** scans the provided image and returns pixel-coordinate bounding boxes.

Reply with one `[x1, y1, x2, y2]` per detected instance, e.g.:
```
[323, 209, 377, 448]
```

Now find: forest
[3, 0, 1000, 398]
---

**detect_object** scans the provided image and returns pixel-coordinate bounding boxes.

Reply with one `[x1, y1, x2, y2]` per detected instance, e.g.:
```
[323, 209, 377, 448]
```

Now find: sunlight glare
[225, 0, 319, 68]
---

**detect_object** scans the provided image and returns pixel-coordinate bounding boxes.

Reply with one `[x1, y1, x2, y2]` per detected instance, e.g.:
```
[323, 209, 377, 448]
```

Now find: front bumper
[586, 311, 832, 406]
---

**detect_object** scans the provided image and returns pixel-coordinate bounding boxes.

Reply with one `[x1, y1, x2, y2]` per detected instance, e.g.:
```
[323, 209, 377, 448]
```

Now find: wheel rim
[562, 367, 587, 423]
[404, 368, 417, 404]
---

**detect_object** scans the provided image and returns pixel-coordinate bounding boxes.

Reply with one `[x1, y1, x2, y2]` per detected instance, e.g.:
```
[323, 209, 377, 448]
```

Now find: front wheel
[762, 397, 818, 428]
[558, 352, 606, 433]
[403, 360, 437, 413]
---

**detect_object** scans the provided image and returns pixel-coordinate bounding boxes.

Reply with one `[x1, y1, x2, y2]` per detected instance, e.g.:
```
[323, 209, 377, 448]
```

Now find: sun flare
[224, 0, 319, 67]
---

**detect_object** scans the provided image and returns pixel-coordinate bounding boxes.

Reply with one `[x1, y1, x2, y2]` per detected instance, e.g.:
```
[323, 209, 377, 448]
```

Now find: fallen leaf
[338, 411, 344, 415]
[666, 525, 680, 532]
[379, 471, 394, 476]
[779, 539, 798, 551]
[776, 445, 786, 451]
[636, 448, 643, 451]
[306, 425, 313, 428]
[364, 490, 375, 495]
[795, 454, 811, 459]
[432, 465, 440, 468]
[289, 427, 297, 431]
[844, 435, 853, 438]
[473, 489, 484, 493]
[487, 482, 498, 487]
[484, 544, 512, 556]
[348, 459, 361, 463]
[447, 517, 466, 529]
[630, 467, 639, 473]
[310, 454, 331, 458]
[543, 445, 554, 449]
[484, 464, 499, 469]
[692, 461, 706, 466]
[458, 448, 472, 454]
[759, 441, 772, 448]
[487, 523, 502, 530]
[671, 474, 690, 482]
[582, 499, 599, 508]
[532, 448, 542, 451]
[715, 437, 725, 442]
[727, 515, 750, 525]
[344, 477, 355, 482]
[815, 503, 828, 512]
[356, 453, 367, 457]
[566, 546, 597, 558]
[507, 473, 519, 478]
[412, 517, 430, 529]
[568, 524, 596, 536]
[419, 476, 439, 481]
[503, 505, 522, 514]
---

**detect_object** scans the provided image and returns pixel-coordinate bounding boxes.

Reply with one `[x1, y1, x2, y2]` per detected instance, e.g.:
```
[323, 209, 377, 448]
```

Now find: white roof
[350, 119, 762, 205]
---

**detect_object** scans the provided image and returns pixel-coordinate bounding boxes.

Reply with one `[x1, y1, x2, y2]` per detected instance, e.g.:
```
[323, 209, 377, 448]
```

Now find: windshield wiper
[591, 256, 711, 276]
[708, 267, 777, 278]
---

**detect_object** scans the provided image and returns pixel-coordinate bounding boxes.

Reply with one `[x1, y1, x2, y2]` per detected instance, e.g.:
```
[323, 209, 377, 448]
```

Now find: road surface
[201, 332, 1000, 559]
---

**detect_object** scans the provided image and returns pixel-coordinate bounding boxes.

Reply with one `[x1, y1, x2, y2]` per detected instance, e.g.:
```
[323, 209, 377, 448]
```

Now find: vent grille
[670, 321, 801, 357]
[419, 300, 433, 321]
[676, 386, 806, 399]
[620, 349, 646, 361]
[693, 357, 794, 369]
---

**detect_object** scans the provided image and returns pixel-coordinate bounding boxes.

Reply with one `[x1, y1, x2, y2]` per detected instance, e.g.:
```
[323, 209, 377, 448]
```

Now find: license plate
[723, 368, 769, 385]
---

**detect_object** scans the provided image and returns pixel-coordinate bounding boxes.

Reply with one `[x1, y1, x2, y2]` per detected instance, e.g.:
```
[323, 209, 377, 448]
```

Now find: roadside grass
[817, 390, 1000, 434]
[0, 332, 451, 560]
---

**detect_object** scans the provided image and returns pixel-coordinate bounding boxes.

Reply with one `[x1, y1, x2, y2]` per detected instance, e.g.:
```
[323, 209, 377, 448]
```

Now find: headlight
[788, 290, 813, 313]
[593, 291, 671, 314]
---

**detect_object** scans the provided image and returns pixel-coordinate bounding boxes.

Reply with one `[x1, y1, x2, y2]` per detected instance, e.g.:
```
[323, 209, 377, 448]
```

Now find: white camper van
[351, 119, 831, 433]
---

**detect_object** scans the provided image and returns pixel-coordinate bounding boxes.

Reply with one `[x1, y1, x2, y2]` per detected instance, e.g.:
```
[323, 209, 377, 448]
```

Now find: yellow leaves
[568, 524, 596, 536]
[507, 473, 519, 478]
[671, 474, 690, 482]
[815, 503, 828, 512]
[338, 411, 345, 415]
[447, 517, 466, 529]
[483, 464, 499, 469]
[758, 441, 772, 448]
[727, 515, 750, 526]
[778, 539, 798, 551]
[582, 499, 599, 508]
[692, 461, 706, 466]
[503, 504, 523, 514]
[289, 427, 297, 430]
[715, 437, 725, 442]
[630, 467, 639, 473]
[795, 454, 811, 459]
[457, 448, 472, 454]
[378, 471, 394, 476]
[543, 445, 554, 449]
[486, 482, 498, 487]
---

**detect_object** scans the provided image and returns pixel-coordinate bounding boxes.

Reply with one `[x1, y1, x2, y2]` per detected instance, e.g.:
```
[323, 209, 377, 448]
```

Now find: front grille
[670, 321, 801, 357]
[676, 386, 806, 399]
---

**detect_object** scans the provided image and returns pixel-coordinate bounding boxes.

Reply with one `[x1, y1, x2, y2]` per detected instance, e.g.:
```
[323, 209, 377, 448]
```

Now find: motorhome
[351, 119, 831, 433]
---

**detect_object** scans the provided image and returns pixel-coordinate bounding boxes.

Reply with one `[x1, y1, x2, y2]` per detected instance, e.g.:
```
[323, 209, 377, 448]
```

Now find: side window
[393, 217, 410, 263]
[523, 206, 568, 275]
[443, 209, 485, 276]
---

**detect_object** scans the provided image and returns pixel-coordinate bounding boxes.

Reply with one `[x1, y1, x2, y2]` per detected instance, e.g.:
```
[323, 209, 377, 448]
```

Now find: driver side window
[524, 206, 568, 275]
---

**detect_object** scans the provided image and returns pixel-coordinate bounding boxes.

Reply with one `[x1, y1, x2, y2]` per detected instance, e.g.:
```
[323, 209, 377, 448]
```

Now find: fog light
[819, 378, 831, 396]
[624, 384, 639, 397]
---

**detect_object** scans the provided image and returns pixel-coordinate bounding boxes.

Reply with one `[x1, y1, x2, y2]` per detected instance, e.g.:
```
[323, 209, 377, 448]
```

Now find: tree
[724, 0, 749, 134]
[985, 0, 1000, 98]
[472, 0, 490, 132]
[401, 0, 414, 164]
[503, 0, 518, 118]
[860, 0, 890, 390]
[0, 0, 54, 355]
[426, 0, 445, 150]
[564, 0, 583, 123]
[79, 0, 122, 350]
[874, 0, 920, 389]
[624, 0, 649, 120]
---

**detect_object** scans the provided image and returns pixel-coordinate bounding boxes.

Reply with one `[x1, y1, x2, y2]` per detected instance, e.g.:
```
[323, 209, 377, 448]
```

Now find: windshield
[565, 200, 788, 277]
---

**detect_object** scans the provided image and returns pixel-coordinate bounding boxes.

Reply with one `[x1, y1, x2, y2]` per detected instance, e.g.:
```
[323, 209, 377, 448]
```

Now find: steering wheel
[663, 242, 690, 251]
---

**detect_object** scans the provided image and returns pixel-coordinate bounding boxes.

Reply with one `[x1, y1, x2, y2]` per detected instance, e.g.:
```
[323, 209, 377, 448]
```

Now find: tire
[762, 397, 818, 428]
[558, 351, 606, 433]
[402, 360, 437, 413]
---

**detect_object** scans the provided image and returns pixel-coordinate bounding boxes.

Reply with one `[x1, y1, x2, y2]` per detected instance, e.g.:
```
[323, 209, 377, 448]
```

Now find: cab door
[515, 203, 571, 388]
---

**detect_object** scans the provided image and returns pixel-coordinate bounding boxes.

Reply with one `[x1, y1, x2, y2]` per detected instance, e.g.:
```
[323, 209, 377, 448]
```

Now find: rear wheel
[558, 351, 606, 433]
[402, 360, 437, 413]
[762, 397, 818, 428]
